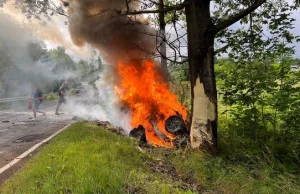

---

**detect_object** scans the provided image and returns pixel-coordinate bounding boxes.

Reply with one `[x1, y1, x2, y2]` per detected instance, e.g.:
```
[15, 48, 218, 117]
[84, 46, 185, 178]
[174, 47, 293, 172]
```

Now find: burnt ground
[0, 100, 72, 184]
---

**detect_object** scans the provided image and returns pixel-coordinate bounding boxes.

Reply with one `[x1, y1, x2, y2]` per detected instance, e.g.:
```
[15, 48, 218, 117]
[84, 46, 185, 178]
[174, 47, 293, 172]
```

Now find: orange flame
[115, 60, 187, 148]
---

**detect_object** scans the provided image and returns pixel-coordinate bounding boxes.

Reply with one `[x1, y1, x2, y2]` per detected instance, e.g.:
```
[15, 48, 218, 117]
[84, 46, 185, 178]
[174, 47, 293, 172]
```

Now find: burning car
[116, 60, 188, 148]
[130, 114, 189, 148]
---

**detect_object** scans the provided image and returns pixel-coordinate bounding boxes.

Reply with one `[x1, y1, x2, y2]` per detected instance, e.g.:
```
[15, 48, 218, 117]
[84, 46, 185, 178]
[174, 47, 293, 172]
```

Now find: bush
[70, 88, 77, 96]
[46, 93, 58, 100]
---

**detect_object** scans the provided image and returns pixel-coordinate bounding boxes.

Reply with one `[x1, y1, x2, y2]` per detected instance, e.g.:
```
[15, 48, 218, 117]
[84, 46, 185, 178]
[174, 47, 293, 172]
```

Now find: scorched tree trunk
[185, 0, 218, 153]
[158, 0, 168, 79]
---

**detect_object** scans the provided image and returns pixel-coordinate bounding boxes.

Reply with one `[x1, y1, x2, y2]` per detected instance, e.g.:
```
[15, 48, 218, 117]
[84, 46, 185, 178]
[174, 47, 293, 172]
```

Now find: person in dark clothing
[55, 82, 68, 115]
[31, 85, 47, 120]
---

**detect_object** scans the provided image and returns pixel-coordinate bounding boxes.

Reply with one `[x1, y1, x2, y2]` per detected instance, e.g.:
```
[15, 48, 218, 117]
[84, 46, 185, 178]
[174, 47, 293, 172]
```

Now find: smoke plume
[65, 0, 169, 132]
[0, 12, 78, 97]
[2, 0, 93, 59]
[67, 0, 156, 66]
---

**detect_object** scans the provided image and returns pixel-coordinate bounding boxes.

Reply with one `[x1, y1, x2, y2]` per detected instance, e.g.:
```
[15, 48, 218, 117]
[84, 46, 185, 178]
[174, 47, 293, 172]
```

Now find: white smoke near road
[0, 4, 133, 131]
[0, 12, 81, 97]
[64, 78, 132, 132]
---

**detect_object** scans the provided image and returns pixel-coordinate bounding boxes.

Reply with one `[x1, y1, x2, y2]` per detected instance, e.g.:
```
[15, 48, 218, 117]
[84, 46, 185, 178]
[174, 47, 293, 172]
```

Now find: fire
[115, 60, 187, 148]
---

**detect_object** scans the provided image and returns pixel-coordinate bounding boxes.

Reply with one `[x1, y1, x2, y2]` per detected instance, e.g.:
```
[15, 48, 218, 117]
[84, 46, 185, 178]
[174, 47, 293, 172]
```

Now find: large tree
[110, 0, 300, 152]
[121, 0, 268, 152]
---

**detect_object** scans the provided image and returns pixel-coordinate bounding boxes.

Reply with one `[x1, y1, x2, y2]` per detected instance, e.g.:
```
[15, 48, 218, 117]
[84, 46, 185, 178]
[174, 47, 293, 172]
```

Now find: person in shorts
[55, 82, 68, 115]
[31, 85, 47, 120]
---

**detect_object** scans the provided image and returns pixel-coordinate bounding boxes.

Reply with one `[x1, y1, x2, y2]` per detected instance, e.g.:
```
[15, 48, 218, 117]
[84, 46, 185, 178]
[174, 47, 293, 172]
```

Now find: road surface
[0, 100, 73, 172]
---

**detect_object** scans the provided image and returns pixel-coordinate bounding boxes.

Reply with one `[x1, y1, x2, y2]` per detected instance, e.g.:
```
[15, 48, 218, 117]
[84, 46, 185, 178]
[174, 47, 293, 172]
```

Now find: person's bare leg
[36, 110, 47, 118]
[33, 108, 37, 119]
[55, 102, 62, 115]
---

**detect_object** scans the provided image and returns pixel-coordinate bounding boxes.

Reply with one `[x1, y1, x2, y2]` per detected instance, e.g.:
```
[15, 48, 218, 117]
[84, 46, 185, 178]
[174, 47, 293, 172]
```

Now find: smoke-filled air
[67, 0, 155, 64]
[0, 12, 79, 97]
[67, 0, 187, 146]
[0, 0, 187, 147]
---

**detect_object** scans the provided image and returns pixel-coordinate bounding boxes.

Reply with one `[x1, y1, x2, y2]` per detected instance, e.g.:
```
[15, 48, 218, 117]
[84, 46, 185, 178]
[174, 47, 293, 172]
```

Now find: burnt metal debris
[165, 115, 189, 148]
[95, 114, 189, 148]
[97, 121, 127, 136]
[129, 125, 146, 143]
[165, 115, 188, 135]
[129, 114, 189, 148]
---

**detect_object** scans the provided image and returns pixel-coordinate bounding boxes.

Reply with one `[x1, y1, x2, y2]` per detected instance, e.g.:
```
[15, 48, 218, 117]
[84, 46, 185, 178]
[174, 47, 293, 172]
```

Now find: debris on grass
[96, 120, 127, 136]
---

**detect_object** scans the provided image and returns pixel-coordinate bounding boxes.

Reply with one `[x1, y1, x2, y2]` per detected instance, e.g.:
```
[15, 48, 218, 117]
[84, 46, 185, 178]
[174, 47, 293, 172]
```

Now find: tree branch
[214, 44, 230, 55]
[122, 2, 186, 15]
[212, 0, 266, 33]
[47, 0, 69, 17]
[88, 2, 188, 17]
[86, 9, 109, 18]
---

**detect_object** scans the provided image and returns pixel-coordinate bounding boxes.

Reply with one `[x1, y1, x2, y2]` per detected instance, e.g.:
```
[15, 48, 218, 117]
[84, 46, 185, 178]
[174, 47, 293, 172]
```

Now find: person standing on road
[31, 85, 47, 120]
[55, 82, 68, 115]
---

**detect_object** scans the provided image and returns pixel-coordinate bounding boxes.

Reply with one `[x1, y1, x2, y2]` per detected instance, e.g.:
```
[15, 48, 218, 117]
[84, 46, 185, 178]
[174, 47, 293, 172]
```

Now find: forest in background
[0, 40, 103, 98]
[169, 55, 300, 175]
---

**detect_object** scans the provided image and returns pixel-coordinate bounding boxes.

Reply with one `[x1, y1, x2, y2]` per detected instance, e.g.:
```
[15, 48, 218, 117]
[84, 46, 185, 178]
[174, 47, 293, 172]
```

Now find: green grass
[0, 102, 11, 110]
[46, 93, 58, 100]
[0, 122, 195, 194]
[1, 122, 300, 194]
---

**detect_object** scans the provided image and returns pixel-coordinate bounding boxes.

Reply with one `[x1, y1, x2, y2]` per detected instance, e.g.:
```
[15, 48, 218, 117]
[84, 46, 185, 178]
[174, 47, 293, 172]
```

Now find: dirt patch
[12, 134, 45, 143]
[144, 157, 202, 192]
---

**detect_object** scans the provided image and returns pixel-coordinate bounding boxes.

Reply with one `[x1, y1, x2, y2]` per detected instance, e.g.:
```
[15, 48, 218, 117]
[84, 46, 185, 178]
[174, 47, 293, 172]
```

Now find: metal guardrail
[0, 93, 57, 103]
[0, 96, 30, 103]
[0, 93, 57, 102]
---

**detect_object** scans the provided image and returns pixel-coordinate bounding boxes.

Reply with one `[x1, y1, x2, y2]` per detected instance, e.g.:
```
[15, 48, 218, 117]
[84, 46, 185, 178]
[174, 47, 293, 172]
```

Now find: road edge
[0, 122, 73, 174]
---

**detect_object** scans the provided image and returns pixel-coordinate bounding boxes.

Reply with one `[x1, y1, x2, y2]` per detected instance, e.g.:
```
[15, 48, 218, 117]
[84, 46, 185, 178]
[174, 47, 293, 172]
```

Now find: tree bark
[158, 0, 168, 78]
[185, 0, 218, 153]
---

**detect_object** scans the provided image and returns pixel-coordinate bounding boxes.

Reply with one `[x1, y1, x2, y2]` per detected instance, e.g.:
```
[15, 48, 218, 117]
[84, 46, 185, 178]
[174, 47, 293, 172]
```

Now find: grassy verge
[0, 102, 11, 110]
[1, 122, 300, 194]
[0, 122, 196, 194]
[46, 93, 58, 100]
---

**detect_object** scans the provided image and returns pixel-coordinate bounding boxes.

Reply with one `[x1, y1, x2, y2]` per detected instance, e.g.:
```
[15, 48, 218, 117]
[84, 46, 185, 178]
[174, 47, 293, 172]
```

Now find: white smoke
[0, 12, 83, 97]
[65, 77, 132, 133]
[0, 10, 132, 130]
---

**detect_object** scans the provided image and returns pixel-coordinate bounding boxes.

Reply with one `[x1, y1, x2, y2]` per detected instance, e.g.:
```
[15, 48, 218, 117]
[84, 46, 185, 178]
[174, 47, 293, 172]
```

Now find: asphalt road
[0, 100, 73, 169]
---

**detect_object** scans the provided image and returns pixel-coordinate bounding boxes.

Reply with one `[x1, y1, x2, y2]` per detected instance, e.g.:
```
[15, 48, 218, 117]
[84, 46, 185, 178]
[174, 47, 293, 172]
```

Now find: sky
[291, 9, 300, 58]
[1, 1, 300, 59]
[1, 0, 94, 61]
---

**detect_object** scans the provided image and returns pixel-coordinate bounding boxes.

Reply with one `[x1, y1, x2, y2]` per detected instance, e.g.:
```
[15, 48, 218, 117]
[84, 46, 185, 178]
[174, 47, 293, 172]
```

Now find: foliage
[45, 93, 58, 100]
[77, 55, 104, 84]
[215, 57, 300, 170]
[169, 63, 191, 115]
[0, 39, 48, 97]
[69, 88, 77, 96]
[27, 41, 47, 61]
[48, 47, 77, 73]
[215, 1, 299, 58]
[0, 102, 11, 110]
[213, 0, 300, 167]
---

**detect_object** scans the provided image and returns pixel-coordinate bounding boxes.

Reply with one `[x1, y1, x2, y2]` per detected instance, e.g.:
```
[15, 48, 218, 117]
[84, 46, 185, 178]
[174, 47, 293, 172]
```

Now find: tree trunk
[158, 0, 168, 78]
[185, 0, 218, 153]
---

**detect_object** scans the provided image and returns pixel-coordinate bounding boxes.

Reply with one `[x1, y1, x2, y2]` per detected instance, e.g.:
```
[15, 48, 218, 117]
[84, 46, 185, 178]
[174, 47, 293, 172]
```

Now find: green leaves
[215, 0, 298, 61]
[216, 56, 300, 165]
